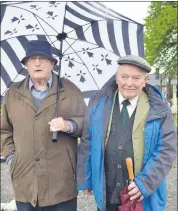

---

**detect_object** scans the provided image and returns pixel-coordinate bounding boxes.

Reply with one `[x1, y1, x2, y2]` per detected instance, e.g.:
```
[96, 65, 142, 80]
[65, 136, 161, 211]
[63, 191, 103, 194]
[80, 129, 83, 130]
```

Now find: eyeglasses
[27, 56, 50, 63]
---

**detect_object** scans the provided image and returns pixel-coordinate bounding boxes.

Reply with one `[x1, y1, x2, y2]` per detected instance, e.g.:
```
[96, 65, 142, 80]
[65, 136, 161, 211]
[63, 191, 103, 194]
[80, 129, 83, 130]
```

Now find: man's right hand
[83, 189, 92, 195]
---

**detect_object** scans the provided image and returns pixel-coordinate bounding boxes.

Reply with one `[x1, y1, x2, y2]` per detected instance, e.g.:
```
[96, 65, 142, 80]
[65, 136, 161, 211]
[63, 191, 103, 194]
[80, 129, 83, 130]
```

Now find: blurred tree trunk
[166, 77, 173, 106]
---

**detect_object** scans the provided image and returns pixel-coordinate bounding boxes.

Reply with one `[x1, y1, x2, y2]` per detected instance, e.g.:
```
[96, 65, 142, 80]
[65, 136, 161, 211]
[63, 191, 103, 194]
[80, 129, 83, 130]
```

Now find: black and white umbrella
[1, 1, 144, 141]
[1, 1, 144, 104]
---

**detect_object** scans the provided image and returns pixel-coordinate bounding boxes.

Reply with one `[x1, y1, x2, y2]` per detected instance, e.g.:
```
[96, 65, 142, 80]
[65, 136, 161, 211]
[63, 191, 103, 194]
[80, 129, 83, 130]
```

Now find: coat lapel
[133, 90, 150, 133]
[16, 76, 37, 112]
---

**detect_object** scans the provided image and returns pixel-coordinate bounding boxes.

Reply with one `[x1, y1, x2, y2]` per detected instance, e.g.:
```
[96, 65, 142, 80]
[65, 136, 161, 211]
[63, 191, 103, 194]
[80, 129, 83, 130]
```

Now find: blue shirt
[29, 74, 52, 100]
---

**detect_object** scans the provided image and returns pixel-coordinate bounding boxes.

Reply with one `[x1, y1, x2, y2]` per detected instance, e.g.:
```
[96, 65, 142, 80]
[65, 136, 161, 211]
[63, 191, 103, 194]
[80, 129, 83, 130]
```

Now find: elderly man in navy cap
[77, 55, 177, 211]
[1, 40, 86, 211]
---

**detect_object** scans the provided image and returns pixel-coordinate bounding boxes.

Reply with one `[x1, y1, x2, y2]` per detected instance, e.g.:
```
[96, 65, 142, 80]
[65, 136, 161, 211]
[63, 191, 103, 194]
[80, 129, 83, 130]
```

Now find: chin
[33, 72, 44, 78]
[123, 93, 137, 100]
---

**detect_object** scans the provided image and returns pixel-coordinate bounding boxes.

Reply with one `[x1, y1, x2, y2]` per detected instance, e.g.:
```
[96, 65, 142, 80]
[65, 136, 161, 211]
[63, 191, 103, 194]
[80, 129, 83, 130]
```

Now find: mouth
[35, 70, 42, 72]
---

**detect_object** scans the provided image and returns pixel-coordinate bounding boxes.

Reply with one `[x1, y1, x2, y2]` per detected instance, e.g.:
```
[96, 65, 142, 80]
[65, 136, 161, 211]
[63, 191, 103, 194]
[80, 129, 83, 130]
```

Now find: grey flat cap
[117, 55, 151, 73]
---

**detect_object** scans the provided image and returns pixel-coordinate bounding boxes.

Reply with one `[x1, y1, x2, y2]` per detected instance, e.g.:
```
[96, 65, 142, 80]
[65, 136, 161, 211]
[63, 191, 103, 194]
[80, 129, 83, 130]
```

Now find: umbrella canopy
[118, 157, 144, 211]
[0, 1, 144, 104]
[118, 184, 143, 211]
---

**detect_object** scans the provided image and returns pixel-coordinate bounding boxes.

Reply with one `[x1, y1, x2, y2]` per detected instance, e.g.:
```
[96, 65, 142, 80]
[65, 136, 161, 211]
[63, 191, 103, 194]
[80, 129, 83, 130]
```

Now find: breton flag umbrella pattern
[0, 1, 144, 104]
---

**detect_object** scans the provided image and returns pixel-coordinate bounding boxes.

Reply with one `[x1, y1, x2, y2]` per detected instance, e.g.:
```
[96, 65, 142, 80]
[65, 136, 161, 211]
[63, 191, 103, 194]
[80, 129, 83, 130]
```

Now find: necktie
[120, 100, 130, 128]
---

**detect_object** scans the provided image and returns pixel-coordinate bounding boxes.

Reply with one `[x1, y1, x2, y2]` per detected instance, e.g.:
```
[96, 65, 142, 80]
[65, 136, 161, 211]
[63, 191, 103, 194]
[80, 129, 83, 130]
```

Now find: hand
[48, 117, 70, 133]
[83, 189, 92, 195]
[128, 181, 144, 202]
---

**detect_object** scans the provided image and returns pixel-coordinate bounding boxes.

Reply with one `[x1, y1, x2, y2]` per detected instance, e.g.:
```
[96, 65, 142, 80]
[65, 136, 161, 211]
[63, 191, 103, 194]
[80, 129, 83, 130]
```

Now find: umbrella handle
[52, 132, 58, 143]
[126, 157, 134, 180]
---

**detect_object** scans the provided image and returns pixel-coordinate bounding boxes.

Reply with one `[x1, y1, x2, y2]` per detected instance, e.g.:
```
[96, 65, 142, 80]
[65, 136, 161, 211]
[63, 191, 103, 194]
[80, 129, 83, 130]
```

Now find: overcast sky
[103, 2, 151, 24]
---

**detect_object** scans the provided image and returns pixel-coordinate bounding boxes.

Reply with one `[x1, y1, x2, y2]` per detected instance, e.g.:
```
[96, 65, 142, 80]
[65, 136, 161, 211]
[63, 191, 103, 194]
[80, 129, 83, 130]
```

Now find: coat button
[34, 116, 39, 120]
[35, 158, 40, 161]
[118, 146, 123, 149]
[117, 182, 120, 186]
[118, 165, 122, 168]
[115, 198, 119, 203]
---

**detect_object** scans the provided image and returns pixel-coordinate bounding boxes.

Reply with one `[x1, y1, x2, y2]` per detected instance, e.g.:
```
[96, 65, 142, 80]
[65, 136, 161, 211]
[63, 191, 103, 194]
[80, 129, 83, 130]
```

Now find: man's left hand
[128, 181, 144, 202]
[48, 117, 70, 132]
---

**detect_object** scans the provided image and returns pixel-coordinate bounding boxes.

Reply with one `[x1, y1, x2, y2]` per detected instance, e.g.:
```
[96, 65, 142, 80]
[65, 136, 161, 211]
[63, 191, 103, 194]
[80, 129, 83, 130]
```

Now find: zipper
[66, 148, 76, 179]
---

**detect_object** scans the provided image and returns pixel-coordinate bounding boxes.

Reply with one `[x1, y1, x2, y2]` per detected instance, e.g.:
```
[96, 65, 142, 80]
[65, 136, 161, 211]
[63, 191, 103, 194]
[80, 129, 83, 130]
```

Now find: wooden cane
[126, 157, 134, 180]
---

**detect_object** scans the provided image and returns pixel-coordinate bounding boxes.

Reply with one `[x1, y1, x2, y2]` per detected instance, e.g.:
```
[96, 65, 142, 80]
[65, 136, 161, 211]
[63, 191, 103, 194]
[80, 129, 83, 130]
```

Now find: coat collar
[144, 84, 168, 121]
[16, 72, 66, 114]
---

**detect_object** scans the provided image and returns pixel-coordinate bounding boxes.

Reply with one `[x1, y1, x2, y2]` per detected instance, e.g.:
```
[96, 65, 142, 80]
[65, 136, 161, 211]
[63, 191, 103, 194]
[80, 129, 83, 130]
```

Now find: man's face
[25, 55, 55, 81]
[116, 64, 149, 99]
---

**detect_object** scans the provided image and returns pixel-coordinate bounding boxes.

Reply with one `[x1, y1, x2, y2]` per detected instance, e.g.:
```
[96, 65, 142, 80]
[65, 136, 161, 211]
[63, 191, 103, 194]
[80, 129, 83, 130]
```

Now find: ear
[145, 75, 149, 83]
[51, 61, 56, 68]
[143, 75, 149, 87]
[115, 73, 118, 84]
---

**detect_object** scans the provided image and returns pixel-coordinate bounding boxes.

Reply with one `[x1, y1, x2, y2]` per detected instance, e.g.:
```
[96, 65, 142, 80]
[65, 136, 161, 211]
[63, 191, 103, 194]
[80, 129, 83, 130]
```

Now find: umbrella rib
[32, 14, 58, 50]
[63, 19, 127, 56]
[66, 18, 135, 37]
[9, 5, 59, 34]
[51, 35, 117, 57]
[64, 39, 100, 90]
[66, 37, 99, 48]
[65, 37, 117, 56]
[63, 23, 93, 55]
[50, 34, 117, 59]
[66, 21, 96, 36]
[63, 46, 101, 56]
[2, 67, 27, 96]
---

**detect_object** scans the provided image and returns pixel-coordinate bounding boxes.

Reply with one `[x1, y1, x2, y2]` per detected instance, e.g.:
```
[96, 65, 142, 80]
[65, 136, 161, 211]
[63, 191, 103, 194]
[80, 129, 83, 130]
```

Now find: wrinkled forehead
[117, 64, 147, 76]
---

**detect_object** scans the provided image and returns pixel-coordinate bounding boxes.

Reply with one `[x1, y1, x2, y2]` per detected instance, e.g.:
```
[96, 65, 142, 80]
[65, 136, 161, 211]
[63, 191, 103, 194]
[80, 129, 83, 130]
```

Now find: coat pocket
[66, 148, 76, 179]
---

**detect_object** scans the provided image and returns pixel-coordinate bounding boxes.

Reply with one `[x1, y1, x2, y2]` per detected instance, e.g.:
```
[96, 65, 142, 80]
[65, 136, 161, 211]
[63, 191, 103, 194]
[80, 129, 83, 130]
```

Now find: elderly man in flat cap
[1, 40, 86, 211]
[77, 55, 177, 211]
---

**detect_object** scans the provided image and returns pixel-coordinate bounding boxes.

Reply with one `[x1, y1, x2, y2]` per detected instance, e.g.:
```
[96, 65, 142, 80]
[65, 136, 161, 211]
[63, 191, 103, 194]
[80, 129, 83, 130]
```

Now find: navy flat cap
[117, 55, 151, 73]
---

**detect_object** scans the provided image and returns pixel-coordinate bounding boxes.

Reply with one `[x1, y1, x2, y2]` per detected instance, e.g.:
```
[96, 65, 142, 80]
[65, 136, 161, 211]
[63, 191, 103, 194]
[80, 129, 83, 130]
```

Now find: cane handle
[126, 157, 134, 180]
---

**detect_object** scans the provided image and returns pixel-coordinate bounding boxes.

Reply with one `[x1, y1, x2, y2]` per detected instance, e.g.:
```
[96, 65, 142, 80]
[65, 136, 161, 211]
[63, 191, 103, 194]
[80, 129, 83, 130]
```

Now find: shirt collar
[119, 90, 139, 108]
[29, 73, 53, 91]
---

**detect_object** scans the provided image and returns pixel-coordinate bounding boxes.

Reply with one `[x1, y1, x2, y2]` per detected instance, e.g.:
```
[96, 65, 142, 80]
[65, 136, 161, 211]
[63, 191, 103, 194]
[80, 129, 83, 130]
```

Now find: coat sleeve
[1, 90, 15, 158]
[68, 89, 86, 138]
[134, 108, 177, 197]
[77, 99, 92, 190]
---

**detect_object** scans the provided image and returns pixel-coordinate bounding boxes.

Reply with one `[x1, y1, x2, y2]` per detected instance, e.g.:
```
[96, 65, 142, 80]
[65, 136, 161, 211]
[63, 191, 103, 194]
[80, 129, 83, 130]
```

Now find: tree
[144, 2, 177, 79]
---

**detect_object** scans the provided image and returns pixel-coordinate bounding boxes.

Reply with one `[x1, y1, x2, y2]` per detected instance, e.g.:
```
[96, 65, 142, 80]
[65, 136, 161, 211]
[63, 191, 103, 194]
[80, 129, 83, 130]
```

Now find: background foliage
[144, 1, 177, 79]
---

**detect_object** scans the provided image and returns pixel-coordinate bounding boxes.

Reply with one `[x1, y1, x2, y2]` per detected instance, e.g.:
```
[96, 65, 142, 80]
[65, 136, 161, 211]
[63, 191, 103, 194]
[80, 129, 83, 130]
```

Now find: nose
[34, 58, 41, 66]
[125, 77, 133, 86]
